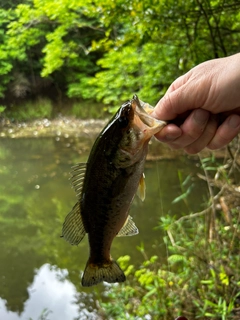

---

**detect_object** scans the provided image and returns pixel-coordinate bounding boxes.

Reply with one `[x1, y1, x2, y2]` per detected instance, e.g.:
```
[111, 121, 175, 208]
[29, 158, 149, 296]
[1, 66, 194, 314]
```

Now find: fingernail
[193, 109, 209, 125]
[228, 115, 240, 128]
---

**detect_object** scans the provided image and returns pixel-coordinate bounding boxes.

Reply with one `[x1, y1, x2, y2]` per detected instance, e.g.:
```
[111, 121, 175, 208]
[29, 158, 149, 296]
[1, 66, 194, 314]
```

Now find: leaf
[182, 174, 192, 187]
[172, 184, 193, 204]
[168, 254, 187, 265]
[143, 287, 157, 299]
[0, 105, 6, 113]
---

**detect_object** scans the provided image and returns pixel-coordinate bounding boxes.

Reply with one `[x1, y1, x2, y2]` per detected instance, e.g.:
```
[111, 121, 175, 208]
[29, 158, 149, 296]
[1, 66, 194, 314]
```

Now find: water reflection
[0, 263, 99, 320]
[0, 137, 208, 319]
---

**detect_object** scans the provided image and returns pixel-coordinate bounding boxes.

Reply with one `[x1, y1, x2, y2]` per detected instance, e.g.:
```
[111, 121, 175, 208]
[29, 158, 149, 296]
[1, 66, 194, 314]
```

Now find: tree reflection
[0, 138, 102, 316]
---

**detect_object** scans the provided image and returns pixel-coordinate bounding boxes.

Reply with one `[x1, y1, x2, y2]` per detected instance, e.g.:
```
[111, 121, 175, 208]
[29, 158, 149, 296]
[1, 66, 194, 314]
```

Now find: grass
[3, 98, 108, 121]
[65, 100, 108, 119]
[5, 97, 52, 121]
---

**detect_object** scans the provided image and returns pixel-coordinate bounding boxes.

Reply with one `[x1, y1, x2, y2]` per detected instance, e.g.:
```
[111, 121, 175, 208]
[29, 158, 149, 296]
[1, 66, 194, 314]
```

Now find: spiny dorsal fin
[137, 173, 146, 201]
[70, 163, 87, 199]
[117, 215, 139, 237]
[61, 202, 86, 245]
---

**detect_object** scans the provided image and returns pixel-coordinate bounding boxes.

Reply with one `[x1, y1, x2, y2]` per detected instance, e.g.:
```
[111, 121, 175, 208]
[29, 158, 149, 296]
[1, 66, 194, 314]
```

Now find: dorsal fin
[117, 215, 139, 237]
[70, 163, 87, 199]
[61, 202, 86, 245]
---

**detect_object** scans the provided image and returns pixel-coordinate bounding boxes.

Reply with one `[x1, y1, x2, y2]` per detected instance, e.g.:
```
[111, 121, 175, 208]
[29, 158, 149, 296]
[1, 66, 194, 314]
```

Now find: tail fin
[81, 260, 126, 287]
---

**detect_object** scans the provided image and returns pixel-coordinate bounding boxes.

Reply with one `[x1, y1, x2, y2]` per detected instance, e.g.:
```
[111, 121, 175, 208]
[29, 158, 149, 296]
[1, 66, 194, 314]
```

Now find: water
[0, 137, 208, 320]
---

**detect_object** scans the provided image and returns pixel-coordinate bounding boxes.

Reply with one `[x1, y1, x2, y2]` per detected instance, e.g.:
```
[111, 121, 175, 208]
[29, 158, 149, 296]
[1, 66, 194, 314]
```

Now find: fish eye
[118, 116, 129, 127]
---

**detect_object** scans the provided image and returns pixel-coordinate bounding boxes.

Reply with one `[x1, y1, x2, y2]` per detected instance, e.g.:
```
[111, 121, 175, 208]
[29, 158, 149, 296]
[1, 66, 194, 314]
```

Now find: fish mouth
[131, 95, 167, 128]
[118, 95, 167, 158]
[114, 95, 167, 168]
[129, 95, 167, 139]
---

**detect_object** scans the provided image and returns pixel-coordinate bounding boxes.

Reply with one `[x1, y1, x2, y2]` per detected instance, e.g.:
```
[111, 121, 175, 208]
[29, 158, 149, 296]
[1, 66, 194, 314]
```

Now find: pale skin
[152, 53, 240, 154]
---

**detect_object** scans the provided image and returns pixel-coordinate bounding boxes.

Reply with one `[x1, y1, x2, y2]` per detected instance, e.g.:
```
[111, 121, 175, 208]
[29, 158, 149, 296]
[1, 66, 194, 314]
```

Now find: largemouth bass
[61, 95, 166, 287]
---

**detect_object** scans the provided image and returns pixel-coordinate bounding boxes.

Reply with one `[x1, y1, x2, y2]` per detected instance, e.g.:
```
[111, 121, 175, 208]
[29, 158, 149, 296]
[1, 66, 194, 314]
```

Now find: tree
[1, 0, 240, 110]
[1, 0, 104, 101]
[76, 0, 240, 106]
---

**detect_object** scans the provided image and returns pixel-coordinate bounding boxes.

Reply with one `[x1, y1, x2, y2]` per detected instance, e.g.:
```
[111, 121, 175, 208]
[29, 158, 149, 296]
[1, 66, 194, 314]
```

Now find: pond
[0, 136, 208, 320]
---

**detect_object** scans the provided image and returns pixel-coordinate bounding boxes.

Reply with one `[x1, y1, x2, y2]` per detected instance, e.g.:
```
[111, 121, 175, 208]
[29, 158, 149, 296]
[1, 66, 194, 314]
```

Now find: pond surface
[0, 136, 208, 320]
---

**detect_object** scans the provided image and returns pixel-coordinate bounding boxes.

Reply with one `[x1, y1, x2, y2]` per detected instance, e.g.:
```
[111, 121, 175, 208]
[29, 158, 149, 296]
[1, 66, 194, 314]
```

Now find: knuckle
[182, 127, 203, 142]
[207, 143, 219, 150]
[184, 145, 201, 154]
[168, 143, 181, 150]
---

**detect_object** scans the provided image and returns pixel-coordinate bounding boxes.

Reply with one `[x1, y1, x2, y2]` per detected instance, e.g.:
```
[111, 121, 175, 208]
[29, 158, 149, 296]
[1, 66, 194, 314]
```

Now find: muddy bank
[0, 116, 108, 139]
[0, 116, 228, 160]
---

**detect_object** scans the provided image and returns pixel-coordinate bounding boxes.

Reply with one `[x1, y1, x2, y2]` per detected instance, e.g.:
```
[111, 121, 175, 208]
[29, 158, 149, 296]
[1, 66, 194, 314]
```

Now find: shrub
[99, 149, 240, 320]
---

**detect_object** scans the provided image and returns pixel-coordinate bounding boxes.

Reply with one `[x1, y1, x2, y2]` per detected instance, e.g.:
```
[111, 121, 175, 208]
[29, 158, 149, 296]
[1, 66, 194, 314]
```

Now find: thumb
[152, 72, 198, 121]
[151, 93, 179, 121]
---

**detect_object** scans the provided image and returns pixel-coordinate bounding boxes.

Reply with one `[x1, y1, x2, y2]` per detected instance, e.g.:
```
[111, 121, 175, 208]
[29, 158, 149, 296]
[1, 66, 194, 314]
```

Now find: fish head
[114, 95, 167, 167]
[117, 99, 135, 128]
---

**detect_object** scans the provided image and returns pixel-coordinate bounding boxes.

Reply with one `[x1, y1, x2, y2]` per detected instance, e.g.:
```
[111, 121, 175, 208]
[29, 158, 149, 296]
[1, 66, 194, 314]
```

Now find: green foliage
[0, 0, 102, 101]
[0, 105, 6, 114]
[172, 172, 194, 205]
[76, 0, 240, 108]
[99, 152, 240, 319]
[101, 217, 240, 319]
[0, 0, 240, 115]
[0, 8, 15, 97]
[78, 43, 178, 108]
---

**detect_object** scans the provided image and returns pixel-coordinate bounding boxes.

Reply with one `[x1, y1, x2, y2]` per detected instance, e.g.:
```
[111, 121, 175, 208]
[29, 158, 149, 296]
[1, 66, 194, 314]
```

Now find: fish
[61, 94, 166, 287]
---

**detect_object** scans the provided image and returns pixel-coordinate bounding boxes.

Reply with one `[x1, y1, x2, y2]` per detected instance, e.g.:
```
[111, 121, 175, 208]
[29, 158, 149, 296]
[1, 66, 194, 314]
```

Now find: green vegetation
[0, 106, 5, 114]
[3, 97, 107, 121]
[0, 0, 240, 118]
[5, 97, 53, 121]
[67, 101, 107, 119]
[99, 150, 240, 320]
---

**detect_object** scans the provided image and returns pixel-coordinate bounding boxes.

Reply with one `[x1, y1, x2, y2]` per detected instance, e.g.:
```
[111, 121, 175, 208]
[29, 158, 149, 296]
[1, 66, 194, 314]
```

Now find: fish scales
[61, 95, 166, 286]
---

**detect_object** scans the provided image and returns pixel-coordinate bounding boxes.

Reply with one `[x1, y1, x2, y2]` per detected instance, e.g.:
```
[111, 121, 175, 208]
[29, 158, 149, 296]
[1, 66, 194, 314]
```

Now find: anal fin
[61, 202, 86, 245]
[117, 215, 138, 237]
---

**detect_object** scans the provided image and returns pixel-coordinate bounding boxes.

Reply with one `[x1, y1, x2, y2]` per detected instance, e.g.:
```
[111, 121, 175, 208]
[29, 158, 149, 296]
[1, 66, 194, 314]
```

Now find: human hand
[152, 53, 240, 154]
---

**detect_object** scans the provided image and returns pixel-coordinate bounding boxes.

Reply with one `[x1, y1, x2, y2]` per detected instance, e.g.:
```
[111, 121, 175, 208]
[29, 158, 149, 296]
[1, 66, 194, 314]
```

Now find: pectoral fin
[137, 173, 146, 201]
[117, 215, 139, 237]
[61, 202, 86, 245]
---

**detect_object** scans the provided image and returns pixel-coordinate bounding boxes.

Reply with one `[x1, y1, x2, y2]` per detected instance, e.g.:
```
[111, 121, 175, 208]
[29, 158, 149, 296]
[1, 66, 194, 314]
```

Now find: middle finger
[184, 114, 219, 154]
[167, 109, 210, 149]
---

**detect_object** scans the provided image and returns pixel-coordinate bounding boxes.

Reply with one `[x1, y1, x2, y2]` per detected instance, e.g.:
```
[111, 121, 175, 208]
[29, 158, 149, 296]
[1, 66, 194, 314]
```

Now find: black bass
[61, 95, 166, 287]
